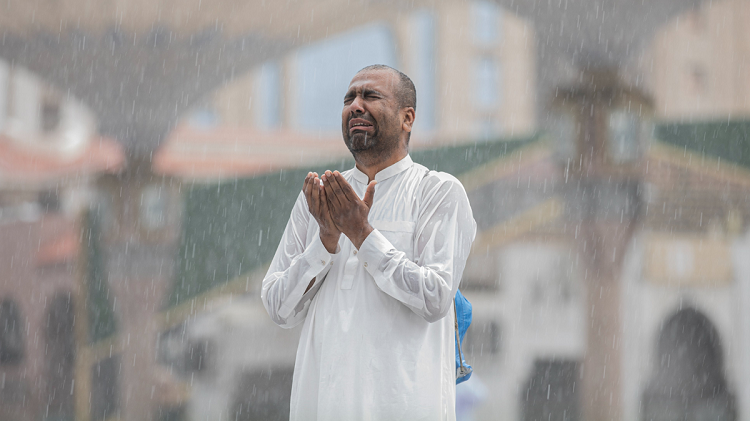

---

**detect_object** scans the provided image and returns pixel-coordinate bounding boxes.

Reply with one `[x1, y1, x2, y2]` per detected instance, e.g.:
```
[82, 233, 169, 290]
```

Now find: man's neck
[354, 148, 408, 182]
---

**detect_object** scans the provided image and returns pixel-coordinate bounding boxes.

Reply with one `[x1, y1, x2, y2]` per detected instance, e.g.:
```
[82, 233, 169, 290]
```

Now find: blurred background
[0, 0, 749, 420]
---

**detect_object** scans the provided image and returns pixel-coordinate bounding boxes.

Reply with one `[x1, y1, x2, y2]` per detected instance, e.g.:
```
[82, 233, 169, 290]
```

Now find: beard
[342, 113, 399, 162]
[345, 128, 376, 152]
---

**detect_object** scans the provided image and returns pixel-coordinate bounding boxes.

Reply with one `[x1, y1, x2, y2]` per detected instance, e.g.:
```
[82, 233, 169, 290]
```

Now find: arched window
[0, 298, 24, 365]
[231, 367, 294, 421]
[522, 359, 580, 421]
[46, 293, 76, 420]
[642, 308, 736, 421]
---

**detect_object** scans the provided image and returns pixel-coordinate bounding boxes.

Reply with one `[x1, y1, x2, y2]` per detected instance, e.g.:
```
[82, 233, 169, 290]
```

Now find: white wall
[622, 230, 745, 421]
[473, 241, 586, 421]
[186, 297, 300, 421]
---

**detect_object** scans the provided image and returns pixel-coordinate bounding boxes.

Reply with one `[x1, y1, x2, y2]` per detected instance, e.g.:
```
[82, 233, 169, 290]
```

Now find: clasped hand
[303, 170, 376, 252]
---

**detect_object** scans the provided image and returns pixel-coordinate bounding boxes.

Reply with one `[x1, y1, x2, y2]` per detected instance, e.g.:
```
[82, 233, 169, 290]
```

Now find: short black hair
[357, 64, 417, 111]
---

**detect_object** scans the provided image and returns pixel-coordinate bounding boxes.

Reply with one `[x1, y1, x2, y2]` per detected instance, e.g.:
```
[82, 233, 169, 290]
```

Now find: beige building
[192, 0, 537, 148]
[166, 2, 750, 421]
[644, 0, 750, 121]
[3, 0, 750, 420]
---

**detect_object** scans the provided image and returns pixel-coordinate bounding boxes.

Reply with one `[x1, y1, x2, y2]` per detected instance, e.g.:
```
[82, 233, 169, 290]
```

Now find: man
[261, 65, 476, 420]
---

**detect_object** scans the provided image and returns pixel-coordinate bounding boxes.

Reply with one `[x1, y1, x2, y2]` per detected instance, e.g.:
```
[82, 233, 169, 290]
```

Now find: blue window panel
[411, 10, 437, 131]
[296, 23, 398, 131]
[188, 108, 219, 129]
[472, 0, 502, 46]
[256, 61, 281, 129]
[475, 56, 500, 110]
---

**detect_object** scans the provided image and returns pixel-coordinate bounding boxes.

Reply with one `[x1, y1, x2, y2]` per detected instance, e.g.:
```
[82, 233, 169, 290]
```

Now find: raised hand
[322, 170, 376, 249]
[303, 172, 341, 253]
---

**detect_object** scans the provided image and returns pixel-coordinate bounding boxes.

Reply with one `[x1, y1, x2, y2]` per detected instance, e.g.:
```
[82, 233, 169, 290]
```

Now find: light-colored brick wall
[645, 0, 750, 121]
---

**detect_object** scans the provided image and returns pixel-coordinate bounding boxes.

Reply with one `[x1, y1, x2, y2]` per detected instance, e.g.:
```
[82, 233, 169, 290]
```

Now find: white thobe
[261, 155, 476, 421]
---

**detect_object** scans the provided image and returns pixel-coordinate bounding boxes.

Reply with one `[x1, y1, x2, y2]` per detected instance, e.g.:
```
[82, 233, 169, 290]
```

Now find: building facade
[643, 0, 750, 121]
[186, 0, 537, 148]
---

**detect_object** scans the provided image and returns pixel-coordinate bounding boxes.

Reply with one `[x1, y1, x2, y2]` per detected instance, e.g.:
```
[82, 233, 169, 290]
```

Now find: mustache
[347, 113, 375, 126]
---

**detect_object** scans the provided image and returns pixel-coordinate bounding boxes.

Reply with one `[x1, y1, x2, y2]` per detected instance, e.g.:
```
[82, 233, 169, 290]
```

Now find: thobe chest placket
[339, 244, 360, 290]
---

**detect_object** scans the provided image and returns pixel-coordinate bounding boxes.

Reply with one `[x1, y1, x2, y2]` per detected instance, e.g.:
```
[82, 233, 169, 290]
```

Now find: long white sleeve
[356, 174, 476, 323]
[261, 192, 338, 328]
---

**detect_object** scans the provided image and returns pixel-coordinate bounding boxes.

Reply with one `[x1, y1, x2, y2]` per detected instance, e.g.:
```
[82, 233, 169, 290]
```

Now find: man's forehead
[347, 69, 398, 92]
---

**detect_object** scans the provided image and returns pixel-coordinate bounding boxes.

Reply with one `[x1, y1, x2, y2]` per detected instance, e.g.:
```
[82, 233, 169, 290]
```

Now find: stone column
[578, 221, 630, 421]
[95, 164, 181, 421]
[554, 69, 650, 421]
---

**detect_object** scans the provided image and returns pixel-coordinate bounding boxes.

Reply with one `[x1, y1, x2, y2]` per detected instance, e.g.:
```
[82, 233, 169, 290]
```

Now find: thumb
[363, 181, 377, 209]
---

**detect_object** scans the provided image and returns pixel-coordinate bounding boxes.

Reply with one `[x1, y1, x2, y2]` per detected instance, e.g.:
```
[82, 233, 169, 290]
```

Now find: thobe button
[363, 262, 368, 268]
[353, 250, 358, 255]
[321, 260, 326, 265]
[330, 261, 334, 266]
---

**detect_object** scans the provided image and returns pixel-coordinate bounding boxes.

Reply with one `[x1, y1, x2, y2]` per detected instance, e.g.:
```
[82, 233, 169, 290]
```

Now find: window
[231, 367, 294, 421]
[185, 339, 213, 377]
[255, 61, 282, 129]
[411, 10, 437, 130]
[479, 116, 498, 141]
[643, 309, 734, 421]
[0, 299, 24, 365]
[91, 356, 121, 421]
[140, 184, 168, 231]
[522, 360, 581, 421]
[46, 293, 75, 420]
[550, 109, 578, 161]
[472, 0, 502, 46]
[91, 188, 117, 239]
[39, 189, 61, 213]
[40, 93, 61, 133]
[187, 106, 219, 129]
[475, 56, 500, 111]
[294, 23, 397, 130]
[607, 110, 641, 163]
[464, 320, 502, 356]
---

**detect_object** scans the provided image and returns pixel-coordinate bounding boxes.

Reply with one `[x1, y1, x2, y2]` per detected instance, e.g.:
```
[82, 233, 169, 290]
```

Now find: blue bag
[454, 289, 473, 384]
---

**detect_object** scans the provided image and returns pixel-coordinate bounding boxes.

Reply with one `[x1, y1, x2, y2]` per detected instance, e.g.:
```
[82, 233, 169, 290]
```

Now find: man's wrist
[351, 224, 374, 249]
[320, 232, 340, 253]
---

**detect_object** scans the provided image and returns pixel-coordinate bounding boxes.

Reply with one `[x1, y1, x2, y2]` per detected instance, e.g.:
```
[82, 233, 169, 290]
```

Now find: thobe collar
[351, 155, 414, 185]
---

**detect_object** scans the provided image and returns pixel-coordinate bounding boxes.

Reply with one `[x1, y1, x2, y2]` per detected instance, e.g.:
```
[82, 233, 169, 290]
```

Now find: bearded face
[341, 70, 404, 160]
[342, 108, 400, 156]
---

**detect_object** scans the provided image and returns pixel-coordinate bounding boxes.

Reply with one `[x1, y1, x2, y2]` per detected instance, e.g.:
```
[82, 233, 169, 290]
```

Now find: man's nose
[349, 95, 365, 113]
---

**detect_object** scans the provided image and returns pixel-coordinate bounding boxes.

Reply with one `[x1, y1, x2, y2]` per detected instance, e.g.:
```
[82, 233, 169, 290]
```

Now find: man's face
[341, 70, 402, 156]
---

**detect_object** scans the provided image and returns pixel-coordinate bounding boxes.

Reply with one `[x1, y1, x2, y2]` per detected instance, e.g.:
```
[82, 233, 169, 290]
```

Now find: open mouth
[348, 118, 374, 133]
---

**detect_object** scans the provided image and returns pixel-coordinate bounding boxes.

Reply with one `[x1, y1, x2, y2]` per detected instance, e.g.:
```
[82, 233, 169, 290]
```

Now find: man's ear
[402, 107, 416, 133]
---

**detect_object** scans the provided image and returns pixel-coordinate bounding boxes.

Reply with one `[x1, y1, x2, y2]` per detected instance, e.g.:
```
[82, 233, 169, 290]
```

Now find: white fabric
[261, 155, 477, 421]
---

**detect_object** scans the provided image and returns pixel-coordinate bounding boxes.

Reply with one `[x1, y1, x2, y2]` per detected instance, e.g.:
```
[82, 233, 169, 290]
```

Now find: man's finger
[303, 173, 313, 209]
[322, 172, 342, 210]
[320, 188, 340, 230]
[311, 174, 321, 215]
[332, 171, 358, 202]
[363, 180, 377, 209]
[326, 171, 349, 203]
[302, 172, 311, 191]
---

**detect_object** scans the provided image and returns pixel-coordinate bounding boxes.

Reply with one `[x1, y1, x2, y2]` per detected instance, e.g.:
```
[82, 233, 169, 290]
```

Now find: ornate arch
[642, 307, 736, 421]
